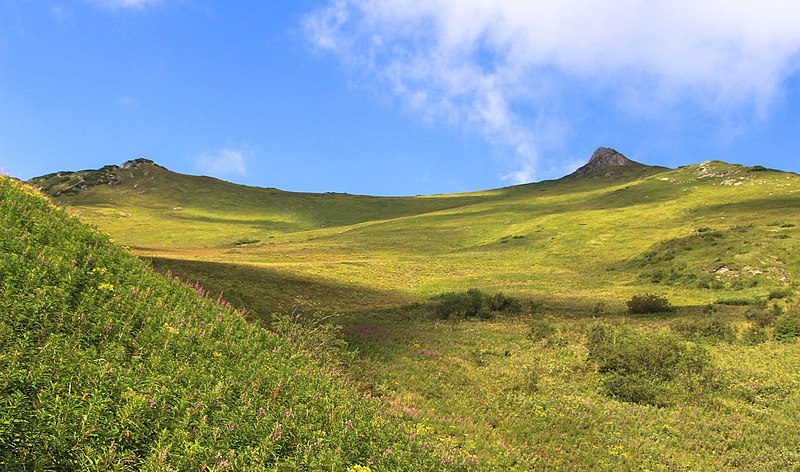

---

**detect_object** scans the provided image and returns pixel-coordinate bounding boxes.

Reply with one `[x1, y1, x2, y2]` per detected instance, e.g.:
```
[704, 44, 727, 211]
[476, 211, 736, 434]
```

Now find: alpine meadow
[4, 2, 800, 470]
[4, 146, 798, 470]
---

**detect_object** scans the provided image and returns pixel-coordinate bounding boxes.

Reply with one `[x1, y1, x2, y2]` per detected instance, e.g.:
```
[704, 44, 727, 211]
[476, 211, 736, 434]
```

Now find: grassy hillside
[0, 176, 472, 470]
[32, 158, 799, 314]
[24, 155, 800, 469]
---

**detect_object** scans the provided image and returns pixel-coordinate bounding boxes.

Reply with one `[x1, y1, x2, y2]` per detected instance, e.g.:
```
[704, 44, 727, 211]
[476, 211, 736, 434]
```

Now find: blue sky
[1, 1, 799, 196]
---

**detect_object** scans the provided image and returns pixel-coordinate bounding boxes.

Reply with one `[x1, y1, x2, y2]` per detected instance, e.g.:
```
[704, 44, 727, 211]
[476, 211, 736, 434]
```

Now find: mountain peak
[120, 157, 157, 169]
[570, 147, 644, 179]
[29, 158, 164, 197]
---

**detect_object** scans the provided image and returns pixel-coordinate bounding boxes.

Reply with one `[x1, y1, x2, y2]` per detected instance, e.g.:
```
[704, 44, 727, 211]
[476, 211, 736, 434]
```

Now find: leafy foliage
[586, 322, 713, 405]
[746, 304, 781, 328]
[626, 293, 675, 314]
[768, 288, 793, 300]
[527, 320, 556, 342]
[670, 318, 736, 343]
[775, 305, 800, 341]
[432, 289, 525, 320]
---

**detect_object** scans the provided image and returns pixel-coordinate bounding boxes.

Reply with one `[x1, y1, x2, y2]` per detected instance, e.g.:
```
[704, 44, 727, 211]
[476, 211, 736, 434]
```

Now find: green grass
[33, 159, 799, 311]
[22, 158, 800, 469]
[0, 176, 472, 470]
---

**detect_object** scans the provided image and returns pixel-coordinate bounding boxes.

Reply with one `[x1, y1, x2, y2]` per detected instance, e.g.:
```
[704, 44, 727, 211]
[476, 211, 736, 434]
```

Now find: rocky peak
[570, 147, 642, 179]
[121, 158, 156, 170]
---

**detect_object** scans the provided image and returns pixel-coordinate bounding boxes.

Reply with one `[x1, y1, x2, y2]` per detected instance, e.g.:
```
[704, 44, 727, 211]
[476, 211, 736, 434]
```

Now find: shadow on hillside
[688, 196, 800, 218]
[146, 257, 415, 322]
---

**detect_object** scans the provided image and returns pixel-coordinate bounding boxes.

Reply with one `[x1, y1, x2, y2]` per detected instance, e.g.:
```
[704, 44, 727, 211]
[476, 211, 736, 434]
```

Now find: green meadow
[12, 156, 800, 469]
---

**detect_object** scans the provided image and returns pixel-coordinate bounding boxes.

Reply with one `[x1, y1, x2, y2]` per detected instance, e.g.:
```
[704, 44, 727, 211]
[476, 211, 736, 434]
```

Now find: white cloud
[196, 149, 248, 178]
[304, 0, 800, 182]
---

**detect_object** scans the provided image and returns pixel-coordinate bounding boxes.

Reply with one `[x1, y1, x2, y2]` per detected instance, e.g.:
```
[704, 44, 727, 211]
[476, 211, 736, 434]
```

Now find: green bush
[221, 237, 261, 247]
[432, 289, 525, 320]
[670, 318, 736, 343]
[775, 306, 800, 341]
[586, 322, 712, 406]
[746, 305, 780, 328]
[626, 293, 675, 314]
[527, 319, 556, 342]
[743, 326, 769, 345]
[768, 288, 793, 300]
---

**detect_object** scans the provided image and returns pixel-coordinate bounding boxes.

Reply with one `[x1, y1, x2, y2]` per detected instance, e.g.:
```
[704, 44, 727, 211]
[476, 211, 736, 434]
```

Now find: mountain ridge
[32, 147, 790, 199]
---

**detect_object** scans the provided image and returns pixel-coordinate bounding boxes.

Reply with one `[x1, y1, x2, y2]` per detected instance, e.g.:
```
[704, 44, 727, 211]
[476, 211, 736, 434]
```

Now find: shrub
[627, 293, 675, 314]
[746, 305, 780, 328]
[432, 289, 525, 320]
[768, 221, 795, 228]
[586, 322, 711, 406]
[768, 288, 793, 300]
[527, 319, 555, 342]
[775, 306, 800, 341]
[433, 289, 485, 319]
[670, 318, 735, 343]
[221, 237, 261, 247]
[714, 297, 759, 306]
[743, 326, 769, 345]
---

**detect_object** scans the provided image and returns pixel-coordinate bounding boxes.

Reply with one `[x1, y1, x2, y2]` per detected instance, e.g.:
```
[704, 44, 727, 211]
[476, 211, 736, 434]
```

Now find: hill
[0, 176, 470, 470]
[29, 150, 800, 315]
[17, 151, 800, 469]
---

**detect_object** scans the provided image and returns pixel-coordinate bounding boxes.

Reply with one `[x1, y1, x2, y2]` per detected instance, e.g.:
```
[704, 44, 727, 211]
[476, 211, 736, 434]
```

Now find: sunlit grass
[26, 159, 800, 469]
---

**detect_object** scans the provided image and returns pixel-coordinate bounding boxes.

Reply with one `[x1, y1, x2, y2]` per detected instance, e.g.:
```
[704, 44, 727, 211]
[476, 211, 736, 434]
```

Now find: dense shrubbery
[746, 304, 781, 328]
[775, 306, 800, 341]
[670, 318, 736, 343]
[586, 322, 713, 406]
[768, 288, 793, 300]
[626, 293, 675, 314]
[432, 289, 525, 320]
[527, 319, 556, 342]
[0, 178, 467, 470]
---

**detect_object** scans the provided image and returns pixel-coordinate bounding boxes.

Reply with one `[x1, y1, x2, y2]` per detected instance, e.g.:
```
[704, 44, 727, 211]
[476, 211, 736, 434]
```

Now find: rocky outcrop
[29, 158, 160, 196]
[570, 147, 643, 178]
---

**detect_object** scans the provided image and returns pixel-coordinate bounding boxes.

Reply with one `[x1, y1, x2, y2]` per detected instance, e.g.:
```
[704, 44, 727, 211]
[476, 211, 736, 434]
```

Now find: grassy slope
[0, 176, 471, 470]
[34, 160, 800, 314]
[26, 159, 800, 470]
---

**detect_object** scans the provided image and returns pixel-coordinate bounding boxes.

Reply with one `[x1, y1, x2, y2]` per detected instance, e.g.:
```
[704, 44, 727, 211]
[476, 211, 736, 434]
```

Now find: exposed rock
[713, 265, 739, 276]
[121, 158, 156, 170]
[695, 161, 739, 178]
[570, 147, 646, 179]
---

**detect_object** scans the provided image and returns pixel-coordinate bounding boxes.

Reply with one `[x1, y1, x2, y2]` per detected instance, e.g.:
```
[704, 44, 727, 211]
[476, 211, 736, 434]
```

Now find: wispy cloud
[195, 149, 248, 178]
[91, 0, 162, 10]
[304, 0, 800, 183]
[49, 3, 73, 21]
